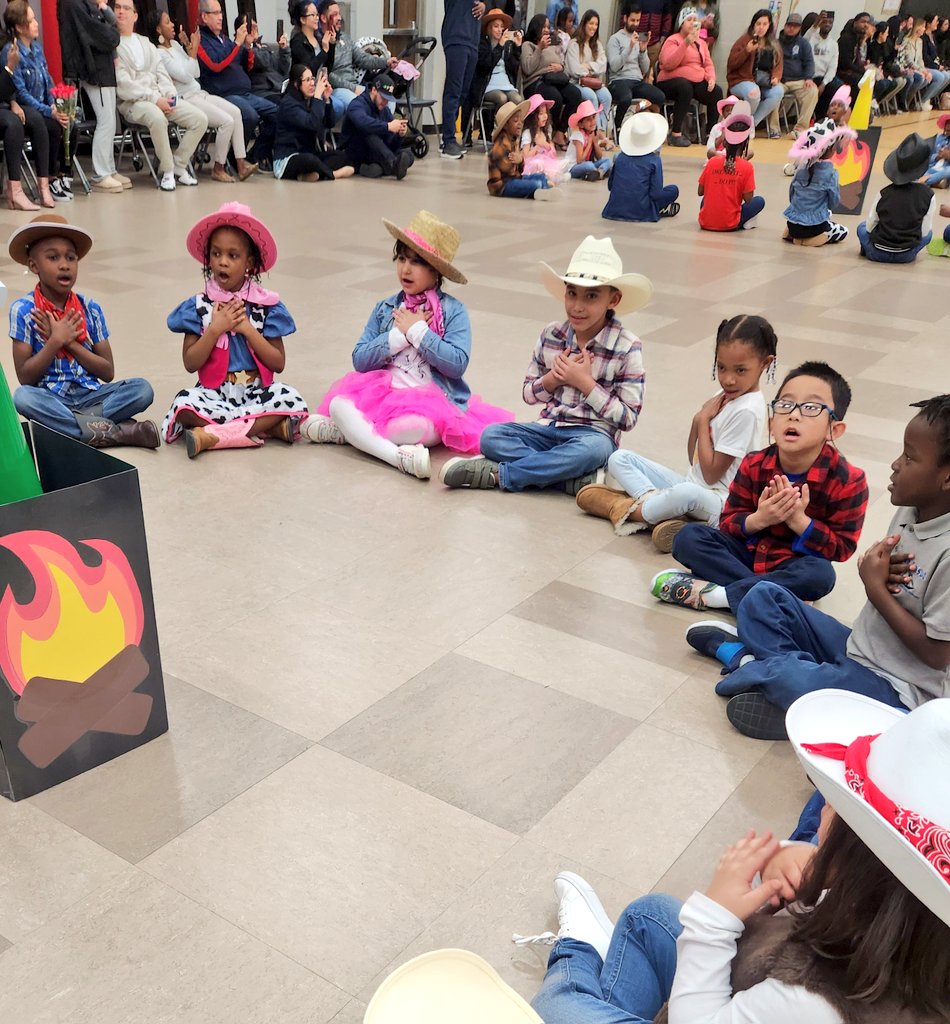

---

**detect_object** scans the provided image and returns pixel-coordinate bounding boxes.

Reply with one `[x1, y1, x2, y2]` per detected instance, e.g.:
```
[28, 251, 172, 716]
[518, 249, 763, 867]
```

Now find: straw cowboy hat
[540, 236, 653, 316]
[492, 98, 531, 141]
[788, 117, 856, 165]
[186, 202, 278, 272]
[619, 112, 669, 157]
[568, 98, 602, 130]
[884, 132, 933, 185]
[8, 214, 93, 266]
[363, 949, 542, 1024]
[481, 7, 512, 31]
[787, 690, 950, 930]
[720, 101, 754, 146]
[383, 210, 467, 284]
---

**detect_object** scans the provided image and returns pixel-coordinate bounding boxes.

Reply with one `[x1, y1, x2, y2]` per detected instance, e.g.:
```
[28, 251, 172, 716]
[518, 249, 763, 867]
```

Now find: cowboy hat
[788, 117, 856, 165]
[481, 7, 512, 31]
[938, 112, 950, 133]
[186, 202, 278, 272]
[525, 92, 555, 117]
[540, 236, 653, 316]
[716, 95, 739, 118]
[720, 102, 754, 146]
[383, 210, 467, 285]
[363, 949, 542, 1024]
[884, 132, 932, 185]
[829, 84, 852, 109]
[492, 98, 531, 140]
[619, 112, 668, 157]
[787, 690, 950, 930]
[568, 99, 602, 130]
[8, 214, 93, 266]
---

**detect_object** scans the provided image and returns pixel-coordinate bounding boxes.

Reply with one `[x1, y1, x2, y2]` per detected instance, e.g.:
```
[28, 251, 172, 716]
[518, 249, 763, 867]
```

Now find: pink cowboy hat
[526, 93, 555, 117]
[829, 84, 852, 109]
[716, 95, 739, 118]
[788, 117, 856, 165]
[186, 202, 278, 272]
[568, 99, 602, 129]
[938, 113, 950, 133]
[720, 101, 754, 145]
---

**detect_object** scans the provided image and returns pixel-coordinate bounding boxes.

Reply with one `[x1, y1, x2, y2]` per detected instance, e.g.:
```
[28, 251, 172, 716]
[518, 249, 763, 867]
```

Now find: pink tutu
[524, 144, 568, 180]
[318, 370, 512, 454]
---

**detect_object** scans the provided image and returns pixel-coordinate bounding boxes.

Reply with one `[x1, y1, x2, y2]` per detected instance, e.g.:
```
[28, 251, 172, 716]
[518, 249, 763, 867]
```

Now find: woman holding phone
[726, 8, 785, 130]
[274, 62, 354, 180]
[289, 0, 334, 77]
[520, 13, 582, 148]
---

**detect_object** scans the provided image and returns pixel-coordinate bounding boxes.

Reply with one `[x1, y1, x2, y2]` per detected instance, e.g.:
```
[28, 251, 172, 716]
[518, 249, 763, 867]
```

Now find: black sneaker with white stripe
[50, 177, 73, 202]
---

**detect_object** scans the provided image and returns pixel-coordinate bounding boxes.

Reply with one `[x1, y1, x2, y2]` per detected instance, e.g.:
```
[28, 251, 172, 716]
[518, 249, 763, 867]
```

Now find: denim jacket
[5, 40, 54, 117]
[352, 291, 473, 409]
[784, 160, 840, 226]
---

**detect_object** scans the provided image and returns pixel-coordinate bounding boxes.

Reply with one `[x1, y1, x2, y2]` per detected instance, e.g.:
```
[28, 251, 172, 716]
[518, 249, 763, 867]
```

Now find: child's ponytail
[722, 138, 748, 175]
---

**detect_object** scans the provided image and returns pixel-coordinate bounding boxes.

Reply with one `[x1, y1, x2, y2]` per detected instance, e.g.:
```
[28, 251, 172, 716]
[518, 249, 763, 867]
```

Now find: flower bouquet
[51, 83, 79, 170]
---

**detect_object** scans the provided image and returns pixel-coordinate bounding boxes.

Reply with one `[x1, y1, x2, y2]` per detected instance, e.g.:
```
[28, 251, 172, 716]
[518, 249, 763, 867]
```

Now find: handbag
[542, 70, 570, 87]
[580, 76, 603, 90]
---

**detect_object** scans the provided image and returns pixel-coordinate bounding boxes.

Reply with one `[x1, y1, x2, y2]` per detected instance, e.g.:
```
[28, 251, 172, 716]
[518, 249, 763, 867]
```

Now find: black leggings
[22, 106, 71, 177]
[657, 76, 723, 133]
[524, 80, 583, 133]
[0, 107, 25, 181]
[280, 148, 353, 180]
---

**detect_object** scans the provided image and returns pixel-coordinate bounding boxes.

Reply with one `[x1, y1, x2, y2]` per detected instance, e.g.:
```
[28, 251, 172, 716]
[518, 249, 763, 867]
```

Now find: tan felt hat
[8, 214, 93, 266]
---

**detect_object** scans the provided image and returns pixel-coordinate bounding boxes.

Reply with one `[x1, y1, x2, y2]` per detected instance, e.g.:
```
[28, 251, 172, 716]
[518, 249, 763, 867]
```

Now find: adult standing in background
[57, 0, 130, 192]
[608, 1, 666, 124]
[639, 0, 672, 65]
[441, 0, 486, 159]
[807, 10, 842, 120]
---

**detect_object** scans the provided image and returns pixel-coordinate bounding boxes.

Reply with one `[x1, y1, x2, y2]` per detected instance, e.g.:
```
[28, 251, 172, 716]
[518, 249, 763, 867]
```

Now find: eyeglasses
[300, 75, 315, 82]
[770, 399, 837, 420]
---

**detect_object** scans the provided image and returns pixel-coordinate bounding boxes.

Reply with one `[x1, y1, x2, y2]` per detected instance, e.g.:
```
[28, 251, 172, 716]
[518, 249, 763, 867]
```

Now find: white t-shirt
[685, 390, 767, 498]
[566, 129, 590, 169]
[387, 320, 432, 389]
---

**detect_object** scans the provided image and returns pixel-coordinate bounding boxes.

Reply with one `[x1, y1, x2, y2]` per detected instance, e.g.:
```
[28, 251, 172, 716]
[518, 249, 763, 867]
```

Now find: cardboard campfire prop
[832, 127, 882, 216]
[0, 424, 167, 801]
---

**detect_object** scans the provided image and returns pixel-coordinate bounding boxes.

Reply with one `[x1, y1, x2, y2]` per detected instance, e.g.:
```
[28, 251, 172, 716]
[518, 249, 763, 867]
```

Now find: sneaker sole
[555, 871, 614, 937]
[726, 693, 788, 741]
[651, 519, 687, 553]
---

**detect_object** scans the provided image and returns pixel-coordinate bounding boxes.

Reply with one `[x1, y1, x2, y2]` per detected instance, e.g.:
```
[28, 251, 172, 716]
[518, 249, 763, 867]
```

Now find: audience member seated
[2, 1, 76, 206]
[565, 9, 611, 131]
[240, 17, 291, 103]
[727, 8, 785, 132]
[607, 1, 666, 124]
[837, 11, 874, 105]
[867, 22, 907, 109]
[657, 8, 722, 147]
[114, 0, 208, 192]
[197, 0, 277, 167]
[474, 8, 523, 123]
[768, 13, 817, 138]
[289, 0, 334, 79]
[326, 12, 395, 116]
[339, 72, 412, 179]
[0, 40, 41, 209]
[148, 11, 258, 183]
[553, 6, 575, 52]
[806, 10, 842, 119]
[274, 63, 354, 181]
[521, 13, 583, 148]
[923, 14, 950, 108]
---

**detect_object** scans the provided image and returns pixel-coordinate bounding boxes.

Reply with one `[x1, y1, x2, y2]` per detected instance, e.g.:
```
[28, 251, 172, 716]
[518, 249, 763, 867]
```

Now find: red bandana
[803, 734, 950, 885]
[32, 285, 88, 360]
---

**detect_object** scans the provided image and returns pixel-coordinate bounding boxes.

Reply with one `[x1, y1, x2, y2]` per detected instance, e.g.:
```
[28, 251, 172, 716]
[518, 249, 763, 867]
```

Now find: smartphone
[277, 17, 284, 39]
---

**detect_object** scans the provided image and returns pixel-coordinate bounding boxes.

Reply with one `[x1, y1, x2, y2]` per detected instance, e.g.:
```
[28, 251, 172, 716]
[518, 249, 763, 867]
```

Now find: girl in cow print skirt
[162, 201, 308, 458]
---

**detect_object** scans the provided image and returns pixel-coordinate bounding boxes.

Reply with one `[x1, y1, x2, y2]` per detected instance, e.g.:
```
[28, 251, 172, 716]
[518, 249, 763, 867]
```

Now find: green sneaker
[927, 236, 949, 257]
[650, 569, 718, 609]
[440, 456, 499, 489]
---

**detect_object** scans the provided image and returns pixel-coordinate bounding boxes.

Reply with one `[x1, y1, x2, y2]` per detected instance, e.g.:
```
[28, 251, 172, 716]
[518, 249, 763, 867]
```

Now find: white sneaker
[176, 168, 198, 186]
[741, 216, 759, 230]
[783, 162, 795, 177]
[300, 414, 345, 444]
[534, 187, 564, 202]
[160, 171, 176, 191]
[395, 444, 430, 480]
[554, 872, 614, 961]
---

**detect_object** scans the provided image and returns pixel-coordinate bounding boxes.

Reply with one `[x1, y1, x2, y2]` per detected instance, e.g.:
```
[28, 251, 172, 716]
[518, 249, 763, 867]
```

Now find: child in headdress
[785, 84, 850, 176]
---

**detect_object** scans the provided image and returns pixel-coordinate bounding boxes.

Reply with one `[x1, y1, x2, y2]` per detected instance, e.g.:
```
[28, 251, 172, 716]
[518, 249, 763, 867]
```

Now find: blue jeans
[225, 92, 277, 161]
[739, 195, 765, 225]
[729, 80, 785, 126]
[571, 156, 613, 179]
[925, 164, 950, 187]
[532, 894, 684, 1024]
[481, 421, 616, 491]
[501, 173, 550, 198]
[672, 523, 837, 609]
[900, 71, 925, 108]
[714, 581, 909, 711]
[441, 44, 477, 145]
[14, 379, 154, 438]
[330, 88, 358, 117]
[922, 69, 950, 105]
[857, 222, 932, 262]
[578, 85, 613, 130]
[607, 450, 722, 526]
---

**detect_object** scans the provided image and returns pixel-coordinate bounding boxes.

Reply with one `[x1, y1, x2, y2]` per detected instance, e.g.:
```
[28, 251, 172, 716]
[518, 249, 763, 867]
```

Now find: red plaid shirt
[720, 443, 868, 572]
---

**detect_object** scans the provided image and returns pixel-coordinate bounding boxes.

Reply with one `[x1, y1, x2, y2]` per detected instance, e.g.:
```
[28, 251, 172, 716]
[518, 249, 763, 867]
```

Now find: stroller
[355, 35, 438, 158]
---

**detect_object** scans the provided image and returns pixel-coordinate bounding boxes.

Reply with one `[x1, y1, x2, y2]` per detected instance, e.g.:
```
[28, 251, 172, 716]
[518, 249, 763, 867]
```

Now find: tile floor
[0, 111, 947, 1021]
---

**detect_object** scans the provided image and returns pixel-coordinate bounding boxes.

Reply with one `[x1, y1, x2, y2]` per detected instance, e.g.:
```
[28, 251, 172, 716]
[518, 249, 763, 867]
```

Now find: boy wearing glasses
[652, 360, 867, 613]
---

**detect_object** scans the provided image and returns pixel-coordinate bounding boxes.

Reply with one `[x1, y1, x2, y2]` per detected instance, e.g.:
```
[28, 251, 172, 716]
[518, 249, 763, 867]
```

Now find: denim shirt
[783, 160, 840, 226]
[5, 40, 54, 117]
[352, 291, 473, 409]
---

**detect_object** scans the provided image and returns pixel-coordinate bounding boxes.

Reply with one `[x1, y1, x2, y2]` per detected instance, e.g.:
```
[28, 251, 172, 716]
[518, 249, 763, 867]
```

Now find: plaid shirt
[720, 442, 868, 572]
[523, 318, 644, 444]
[488, 137, 520, 196]
[9, 293, 107, 396]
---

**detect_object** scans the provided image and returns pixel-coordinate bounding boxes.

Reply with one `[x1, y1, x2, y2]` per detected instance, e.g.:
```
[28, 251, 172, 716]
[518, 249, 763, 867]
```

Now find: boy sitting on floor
[686, 396, 950, 740]
[652, 361, 867, 612]
[440, 236, 649, 494]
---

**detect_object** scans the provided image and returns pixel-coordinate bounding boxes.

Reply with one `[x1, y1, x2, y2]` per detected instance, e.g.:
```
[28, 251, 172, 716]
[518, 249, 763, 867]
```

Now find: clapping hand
[706, 831, 785, 921]
[858, 534, 902, 594]
[210, 299, 245, 336]
[7, 41, 19, 71]
[552, 348, 594, 392]
[31, 308, 84, 349]
[884, 544, 915, 594]
[753, 474, 801, 528]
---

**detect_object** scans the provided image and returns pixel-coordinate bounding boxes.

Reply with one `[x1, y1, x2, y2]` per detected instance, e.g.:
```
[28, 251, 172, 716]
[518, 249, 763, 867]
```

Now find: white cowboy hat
[787, 690, 950, 929]
[540, 236, 653, 316]
[363, 949, 542, 1024]
[619, 112, 669, 157]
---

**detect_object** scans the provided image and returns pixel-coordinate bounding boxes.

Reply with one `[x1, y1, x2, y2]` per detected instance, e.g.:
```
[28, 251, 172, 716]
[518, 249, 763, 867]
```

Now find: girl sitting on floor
[576, 313, 774, 550]
[521, 93, 566, 182]
[783, 118, 855, 247]
[698, 103, 764, 231]
[567, 99, 616, 181]
[300, 212, 511, 480]
[162, 202, 308, 458]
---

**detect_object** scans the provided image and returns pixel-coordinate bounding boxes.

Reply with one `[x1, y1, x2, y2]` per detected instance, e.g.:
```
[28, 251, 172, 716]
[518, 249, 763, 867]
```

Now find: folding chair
[777, 92, 800, 135]
[661, 98, 705, 143]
